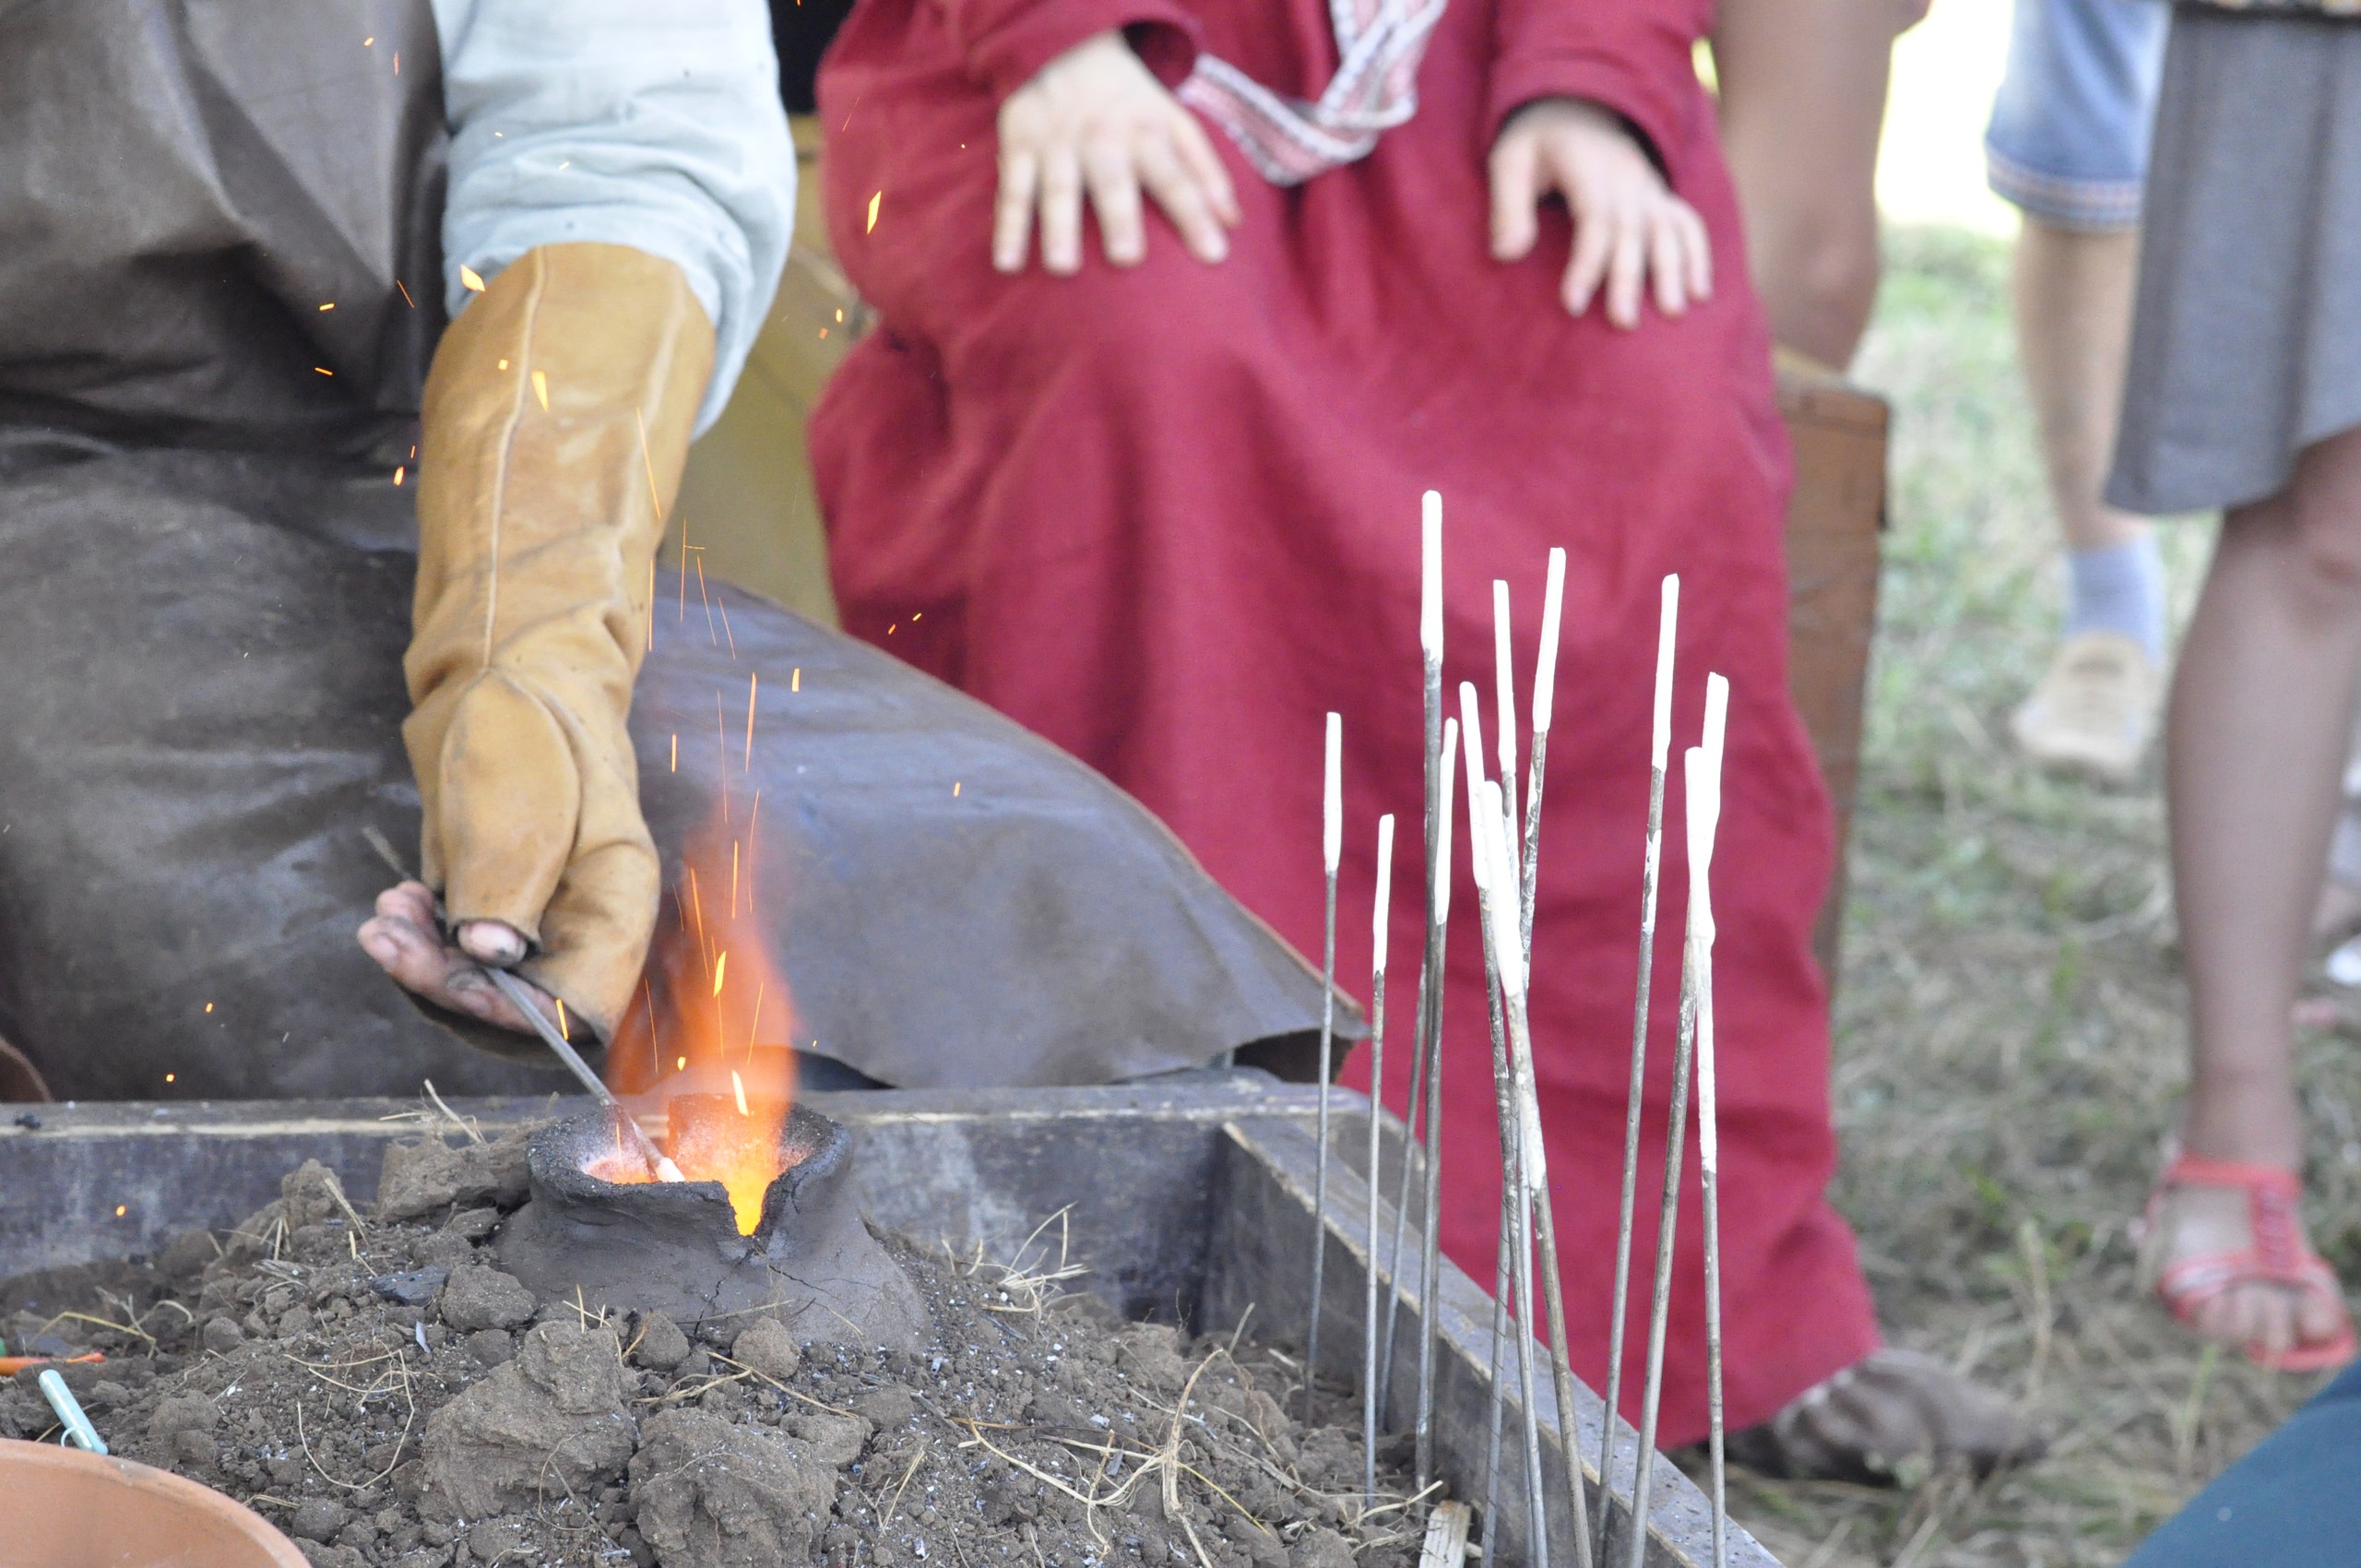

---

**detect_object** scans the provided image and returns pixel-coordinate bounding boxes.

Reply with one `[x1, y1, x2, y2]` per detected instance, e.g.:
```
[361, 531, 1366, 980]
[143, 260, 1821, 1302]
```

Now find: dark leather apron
[0, 0, 1338, 1099]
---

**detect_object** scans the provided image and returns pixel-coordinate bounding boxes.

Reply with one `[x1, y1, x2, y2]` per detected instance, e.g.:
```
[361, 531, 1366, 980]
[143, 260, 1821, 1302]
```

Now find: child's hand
[1489, 98, 1712, 327]
[994, 31, 1240, 275]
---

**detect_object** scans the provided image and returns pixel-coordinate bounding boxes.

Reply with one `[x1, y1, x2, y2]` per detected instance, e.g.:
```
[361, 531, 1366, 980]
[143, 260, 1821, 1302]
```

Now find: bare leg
[2163, 426, 2361, 1360]
[2007, 219, 2169, 778]
[2013, 220, 2149, 556]
[1712, 0, 1921, 372]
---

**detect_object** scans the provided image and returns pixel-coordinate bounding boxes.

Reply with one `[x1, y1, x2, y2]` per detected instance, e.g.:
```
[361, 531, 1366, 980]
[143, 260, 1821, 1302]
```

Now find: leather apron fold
[0, 0, 1341, 1099]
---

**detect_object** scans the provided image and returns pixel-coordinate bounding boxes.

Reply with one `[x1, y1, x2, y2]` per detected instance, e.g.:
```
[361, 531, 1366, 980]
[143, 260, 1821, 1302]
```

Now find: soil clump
[1, 1128, 1422, 1568]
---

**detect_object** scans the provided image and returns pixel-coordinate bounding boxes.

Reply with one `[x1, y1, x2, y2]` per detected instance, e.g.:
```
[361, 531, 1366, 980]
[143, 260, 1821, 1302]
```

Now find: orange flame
[606, 807, 798, 1232]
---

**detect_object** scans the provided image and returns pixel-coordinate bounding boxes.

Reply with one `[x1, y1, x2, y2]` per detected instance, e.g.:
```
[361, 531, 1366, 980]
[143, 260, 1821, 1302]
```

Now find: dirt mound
[1, 1130, 1423, 1568]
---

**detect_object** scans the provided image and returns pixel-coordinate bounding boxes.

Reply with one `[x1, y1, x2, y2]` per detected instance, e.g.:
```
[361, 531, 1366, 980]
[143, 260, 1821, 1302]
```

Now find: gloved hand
[358, 243, 715, 1050]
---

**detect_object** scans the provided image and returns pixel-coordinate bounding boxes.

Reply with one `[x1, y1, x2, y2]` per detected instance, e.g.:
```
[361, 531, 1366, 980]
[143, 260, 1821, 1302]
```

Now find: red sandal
[2139, 1154, 2357, 1373]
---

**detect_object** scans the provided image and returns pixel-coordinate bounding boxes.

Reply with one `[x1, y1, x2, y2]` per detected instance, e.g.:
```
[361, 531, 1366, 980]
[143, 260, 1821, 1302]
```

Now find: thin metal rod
[1308, 713, 1344, 1421]
[1362, 973, 1391, 1491]
[1361, 814, 1395, 1501]
[1377, 959, 1428, 1419]
[1684, 691, 1732, 1568]
[1493, 579, 1520, 857]
[1596, 576, 1679, 1561]
[1484, 1194, 1513, 1540]
[1384, 495, 1447, 1418]
[1619, 913, 1702, 1568]
[1520, 547, 1566, 961]
[1413, 715, 1458, 1496]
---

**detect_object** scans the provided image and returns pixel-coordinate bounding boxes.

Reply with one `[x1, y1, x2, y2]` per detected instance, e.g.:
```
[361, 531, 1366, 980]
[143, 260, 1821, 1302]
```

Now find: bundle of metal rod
[1460, 695, 1549, 1567]
[1307, 710, 1344, 1421]
[1596, 577, 1679, 1561]
[1465, 690, 1597, 1568]
[1682, 703, 1730, 1568]
[1619, 675, 1728, 1568]
[1361, 813, 1396, 1503]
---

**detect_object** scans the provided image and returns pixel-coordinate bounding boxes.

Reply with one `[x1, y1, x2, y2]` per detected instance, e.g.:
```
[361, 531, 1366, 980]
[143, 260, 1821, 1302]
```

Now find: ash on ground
[1, 1126, 1425, 1568]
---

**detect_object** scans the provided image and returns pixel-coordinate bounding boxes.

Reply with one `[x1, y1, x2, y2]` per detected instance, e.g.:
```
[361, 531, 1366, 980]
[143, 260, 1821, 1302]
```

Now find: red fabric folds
[931, 0, 1203, 94]
[813, 0, 1881, 1443]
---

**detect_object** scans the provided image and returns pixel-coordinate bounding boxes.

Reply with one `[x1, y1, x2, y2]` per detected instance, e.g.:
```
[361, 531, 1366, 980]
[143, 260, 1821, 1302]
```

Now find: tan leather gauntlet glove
[407, 243, 716, 1040]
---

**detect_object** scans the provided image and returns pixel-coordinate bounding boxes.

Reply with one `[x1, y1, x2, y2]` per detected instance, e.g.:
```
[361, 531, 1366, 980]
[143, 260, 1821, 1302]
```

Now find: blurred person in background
[2108, 0, 2361, 1376]
[1717, 1, 2172, 785]
[1991, 0, 2173, 784]
[1709, 0, 1927, 375]
[809, 0, 2037, 1481]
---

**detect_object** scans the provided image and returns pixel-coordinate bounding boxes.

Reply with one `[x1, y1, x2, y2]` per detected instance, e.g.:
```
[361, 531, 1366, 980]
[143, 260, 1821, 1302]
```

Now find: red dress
[812, 0, 1880, 1441]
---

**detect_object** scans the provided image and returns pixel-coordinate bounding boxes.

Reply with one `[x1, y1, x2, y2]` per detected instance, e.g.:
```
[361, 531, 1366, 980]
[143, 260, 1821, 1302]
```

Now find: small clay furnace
[497, 1099, 926, 1348]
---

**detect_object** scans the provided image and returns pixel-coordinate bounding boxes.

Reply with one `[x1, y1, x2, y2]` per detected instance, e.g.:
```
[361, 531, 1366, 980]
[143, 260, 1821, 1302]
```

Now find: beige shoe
[2009, 631, 2161, 783]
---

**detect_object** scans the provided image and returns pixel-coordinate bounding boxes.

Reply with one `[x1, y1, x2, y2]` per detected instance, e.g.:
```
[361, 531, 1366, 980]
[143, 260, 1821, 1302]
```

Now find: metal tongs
[362, 827, 683, 1182]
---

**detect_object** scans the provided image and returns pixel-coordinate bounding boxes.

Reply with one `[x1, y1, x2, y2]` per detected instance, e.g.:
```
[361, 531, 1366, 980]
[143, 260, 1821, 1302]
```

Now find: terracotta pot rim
[0, 1437, 309, 1568]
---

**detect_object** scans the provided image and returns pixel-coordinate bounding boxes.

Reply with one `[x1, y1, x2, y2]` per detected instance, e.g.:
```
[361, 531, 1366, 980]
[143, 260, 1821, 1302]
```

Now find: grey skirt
[2107, 9, 2361, 516]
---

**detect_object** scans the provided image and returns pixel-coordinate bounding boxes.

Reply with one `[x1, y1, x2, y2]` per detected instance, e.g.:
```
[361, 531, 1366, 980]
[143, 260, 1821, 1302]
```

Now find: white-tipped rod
[1307, 711, 1345, 1420]
[1464, 754, 1552, 1568]
[1421, 492, 1443, 660]
[1598, 574, 1679, 1559]
[1362, 813, 1396, 1503]
[1493, 580, 1520, 861]
[1520, 549, 1566, 957]
[1384, 494, 1448, 1420]
[1479, 784, 1597, 1568]
[1412, 714, 1457, 1496]
[1621, 679, 1722, 1568]
[1687, 683, 1729, 1568]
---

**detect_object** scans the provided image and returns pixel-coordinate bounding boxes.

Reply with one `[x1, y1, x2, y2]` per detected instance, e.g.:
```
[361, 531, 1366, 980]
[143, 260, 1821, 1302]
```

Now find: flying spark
[314, 366, 334, 376]
[204, 1002, 214, 1014]
[460, 264, 485, 292]
[731, 1070, 750, 1117]
[394, 465, 406, 486]
[790, 668, 801, 693]
[318, 302, 336, 312]
[670, 733, 678, 772]
[164, 1073, 175, 1084]
[115, 1205, 127, 1218]
[744, 673, 758, 768]
[867, 191, 882, 233]
[556, 999, 570, 1039]
[954, 781, 962, 797]
[531, 370, 549, 410]
[395, 279, 415, 309]
[713, 951, 729, 997]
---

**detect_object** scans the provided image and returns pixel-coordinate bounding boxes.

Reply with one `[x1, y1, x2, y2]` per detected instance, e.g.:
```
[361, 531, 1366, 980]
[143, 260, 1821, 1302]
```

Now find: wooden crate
[2, 1078, 1776, 1567]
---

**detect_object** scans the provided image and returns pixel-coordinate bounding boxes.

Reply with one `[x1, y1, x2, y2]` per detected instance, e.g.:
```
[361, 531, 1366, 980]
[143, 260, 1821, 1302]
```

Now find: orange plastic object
[0, 1351, 102, 1375]
[0, 1439, 309, 1568]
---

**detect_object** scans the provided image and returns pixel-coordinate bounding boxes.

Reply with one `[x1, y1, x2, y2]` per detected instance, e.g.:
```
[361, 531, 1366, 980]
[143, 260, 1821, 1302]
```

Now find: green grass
[1712, 225, 2350, 1568]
